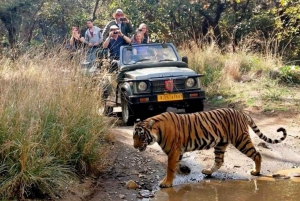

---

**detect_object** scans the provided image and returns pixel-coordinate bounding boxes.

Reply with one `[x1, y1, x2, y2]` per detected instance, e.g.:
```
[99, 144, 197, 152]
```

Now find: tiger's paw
[201, 168, 213, 176]
[249, 169, 260, 176]
[177, 164, 191, 175]
[159, 179, 173, 188]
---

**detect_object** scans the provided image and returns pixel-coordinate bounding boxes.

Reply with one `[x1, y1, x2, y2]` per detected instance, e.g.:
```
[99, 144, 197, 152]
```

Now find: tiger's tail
[245, 115, 287, 144]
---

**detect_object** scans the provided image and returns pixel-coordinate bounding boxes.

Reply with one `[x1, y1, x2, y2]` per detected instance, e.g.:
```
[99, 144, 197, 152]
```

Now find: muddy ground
[64, 107, 300, 201]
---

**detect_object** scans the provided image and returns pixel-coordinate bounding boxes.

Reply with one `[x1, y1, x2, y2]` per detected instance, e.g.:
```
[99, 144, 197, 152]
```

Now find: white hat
[110, 25, 119, 30]
[116, 9, 123, 13]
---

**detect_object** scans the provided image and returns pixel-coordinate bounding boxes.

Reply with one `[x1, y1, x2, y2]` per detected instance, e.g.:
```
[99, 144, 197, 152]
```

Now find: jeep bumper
[127, 90, 205, 106]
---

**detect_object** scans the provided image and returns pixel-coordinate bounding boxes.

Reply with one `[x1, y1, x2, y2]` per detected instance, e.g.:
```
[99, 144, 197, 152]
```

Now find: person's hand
[118, 31, 124, 36]
[109, 31, 115, 37]
[72, 30, 80, 38]
[79, 37, 85, 42]
[88, 43, 93, 47]
[123, 18, 129, 23]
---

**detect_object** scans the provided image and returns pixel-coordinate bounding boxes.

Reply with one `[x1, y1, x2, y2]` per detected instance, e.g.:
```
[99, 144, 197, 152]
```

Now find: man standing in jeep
[102, 9, 134, 40]
[83, 19, 103, 67]
[102, 25, 131, 72]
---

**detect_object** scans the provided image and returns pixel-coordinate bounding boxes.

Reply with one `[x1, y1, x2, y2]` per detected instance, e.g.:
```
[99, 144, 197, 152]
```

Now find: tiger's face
[133, 122, 154, 152]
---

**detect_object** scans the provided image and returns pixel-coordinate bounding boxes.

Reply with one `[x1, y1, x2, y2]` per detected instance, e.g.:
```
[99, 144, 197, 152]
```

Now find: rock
[119, 194, 126, 199]
[272, 174, 286, 178]
[125, 180, 138, 190]
[139, 189, 154, 198]
[269, 70, 280, 80]
[290, 172, 300, 177]
[241, 75, 252, 82]
[257, 142, 271, 149]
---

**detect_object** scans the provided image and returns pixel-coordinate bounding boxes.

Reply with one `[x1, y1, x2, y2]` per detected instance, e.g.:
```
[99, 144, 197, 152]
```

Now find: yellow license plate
[157, 93, 183, 102]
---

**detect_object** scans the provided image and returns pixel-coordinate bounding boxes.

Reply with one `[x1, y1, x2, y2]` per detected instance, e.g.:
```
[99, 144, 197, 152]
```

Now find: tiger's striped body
[133, 108, 287, 188]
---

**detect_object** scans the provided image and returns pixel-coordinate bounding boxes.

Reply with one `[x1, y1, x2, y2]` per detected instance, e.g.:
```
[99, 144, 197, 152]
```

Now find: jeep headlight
[138, 81, 148, 91]
[186, 78, 196, 88]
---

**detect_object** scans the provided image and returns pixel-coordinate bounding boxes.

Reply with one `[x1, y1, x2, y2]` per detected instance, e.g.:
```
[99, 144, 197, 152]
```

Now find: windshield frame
[119, 43, 181, 66]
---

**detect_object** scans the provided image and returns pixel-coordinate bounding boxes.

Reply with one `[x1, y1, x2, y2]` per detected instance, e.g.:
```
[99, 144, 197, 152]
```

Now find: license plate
[157, 93, 183, 102]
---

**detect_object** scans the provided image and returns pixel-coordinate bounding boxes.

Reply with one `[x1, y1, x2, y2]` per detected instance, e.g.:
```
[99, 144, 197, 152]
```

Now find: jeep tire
[121, 92, 137, 125]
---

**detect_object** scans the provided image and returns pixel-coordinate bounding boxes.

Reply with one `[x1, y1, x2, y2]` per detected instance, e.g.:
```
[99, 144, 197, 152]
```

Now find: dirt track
[65, 109, 300, 201]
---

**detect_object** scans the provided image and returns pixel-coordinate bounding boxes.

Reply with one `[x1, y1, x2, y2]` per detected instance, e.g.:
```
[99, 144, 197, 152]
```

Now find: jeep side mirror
[182, 56, 188, 64]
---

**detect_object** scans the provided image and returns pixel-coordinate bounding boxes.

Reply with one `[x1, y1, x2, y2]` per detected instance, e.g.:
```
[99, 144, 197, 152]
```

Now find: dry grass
[178, 39, 299, 114]
[0, 46, 113, 199]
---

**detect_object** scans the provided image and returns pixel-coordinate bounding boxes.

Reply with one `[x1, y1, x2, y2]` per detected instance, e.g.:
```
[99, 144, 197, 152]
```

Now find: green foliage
[271, 0, 300, 61]
[280, 65, 300, 83]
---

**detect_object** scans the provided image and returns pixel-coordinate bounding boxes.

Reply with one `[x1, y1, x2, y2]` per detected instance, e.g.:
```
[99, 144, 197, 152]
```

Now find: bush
[280, 65, 300, 83]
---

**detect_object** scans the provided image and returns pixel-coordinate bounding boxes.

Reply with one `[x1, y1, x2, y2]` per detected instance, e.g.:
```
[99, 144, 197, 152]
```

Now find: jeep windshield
[120, 43, 180, 65]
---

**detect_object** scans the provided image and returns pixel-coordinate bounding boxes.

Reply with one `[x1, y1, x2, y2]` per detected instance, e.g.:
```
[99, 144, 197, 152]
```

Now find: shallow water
[153, 180, 300, 201]
[152, 169, 300, 201]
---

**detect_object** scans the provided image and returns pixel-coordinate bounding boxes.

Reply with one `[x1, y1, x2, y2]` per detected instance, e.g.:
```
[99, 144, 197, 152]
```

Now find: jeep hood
[124, 67, 197, 80]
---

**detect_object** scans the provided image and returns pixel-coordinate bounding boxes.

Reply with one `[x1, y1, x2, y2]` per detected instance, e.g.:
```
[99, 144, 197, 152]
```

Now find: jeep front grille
[151, 79, 185, 92]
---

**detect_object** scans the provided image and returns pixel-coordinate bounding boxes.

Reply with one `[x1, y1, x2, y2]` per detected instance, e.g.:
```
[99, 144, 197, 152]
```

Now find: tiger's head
[133, 119, 157, 152]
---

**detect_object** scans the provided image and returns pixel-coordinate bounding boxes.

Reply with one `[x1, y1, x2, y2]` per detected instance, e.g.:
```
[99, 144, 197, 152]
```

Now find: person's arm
[103, 31, 113, 48]
[147, 35, 150, 43]
[120, 32, 131, 44]
[99, 29, 103, 44]
[70, 36, 75, 46]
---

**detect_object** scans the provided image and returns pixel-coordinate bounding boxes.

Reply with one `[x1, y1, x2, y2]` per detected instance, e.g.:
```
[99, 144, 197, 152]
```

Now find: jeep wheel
[185, 100, 204, 113]
[121, 93, 136, 125]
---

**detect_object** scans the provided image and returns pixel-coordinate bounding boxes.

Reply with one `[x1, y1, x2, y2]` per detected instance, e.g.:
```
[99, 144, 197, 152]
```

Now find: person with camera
[70, 26, 85, 50]
[67, 26, 85, 60]
[102, 25, 131, 72]
[102, 9, 134, 41]
[82, 19, 103, 67]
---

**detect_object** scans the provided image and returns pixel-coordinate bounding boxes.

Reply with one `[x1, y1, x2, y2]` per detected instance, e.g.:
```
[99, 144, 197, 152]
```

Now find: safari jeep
[102, 43, 205, 125]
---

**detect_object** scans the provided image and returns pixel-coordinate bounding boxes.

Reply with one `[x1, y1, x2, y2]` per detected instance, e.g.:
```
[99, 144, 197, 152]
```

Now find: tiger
[133, 108, 287, 188]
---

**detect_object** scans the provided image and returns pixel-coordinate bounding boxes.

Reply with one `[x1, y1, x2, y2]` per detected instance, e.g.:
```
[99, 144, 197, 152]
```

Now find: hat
[110, 25, 119, 30]
[115, 9, 123, 13]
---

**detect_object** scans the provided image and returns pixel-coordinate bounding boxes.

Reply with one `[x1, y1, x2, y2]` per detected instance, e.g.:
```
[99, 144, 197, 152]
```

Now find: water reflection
[153, 179, 300, 201]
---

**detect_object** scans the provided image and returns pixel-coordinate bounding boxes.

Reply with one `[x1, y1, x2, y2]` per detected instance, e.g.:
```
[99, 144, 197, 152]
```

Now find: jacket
[102, 20, 134, 40]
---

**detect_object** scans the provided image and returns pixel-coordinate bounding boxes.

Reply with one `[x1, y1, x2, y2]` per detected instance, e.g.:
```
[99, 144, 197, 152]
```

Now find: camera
[113, 31, 118, 34]
[120, 18, 126, 21]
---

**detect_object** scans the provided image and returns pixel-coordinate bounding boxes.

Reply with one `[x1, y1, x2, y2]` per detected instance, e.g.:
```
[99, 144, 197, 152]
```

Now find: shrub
[280, 65, 300, 83]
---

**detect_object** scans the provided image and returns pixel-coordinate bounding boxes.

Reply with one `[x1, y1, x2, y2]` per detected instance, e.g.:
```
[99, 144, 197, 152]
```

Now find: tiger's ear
[134, 118, 141, 126]
[148, 119, 154, 129]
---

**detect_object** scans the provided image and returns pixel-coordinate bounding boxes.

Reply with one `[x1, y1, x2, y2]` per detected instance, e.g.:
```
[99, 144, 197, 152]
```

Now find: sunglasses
[116, 14, 123, 17]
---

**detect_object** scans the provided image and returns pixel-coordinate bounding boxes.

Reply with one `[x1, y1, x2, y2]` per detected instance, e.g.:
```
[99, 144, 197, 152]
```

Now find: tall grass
[179, 39, 300, 113]
[0, 47, 111, 199]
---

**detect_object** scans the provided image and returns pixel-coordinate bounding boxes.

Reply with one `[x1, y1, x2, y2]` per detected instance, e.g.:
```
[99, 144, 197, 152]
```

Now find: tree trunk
[92, 0, 102, 21]
[18, 1, 45, 45]
[0, 13, 17, 48]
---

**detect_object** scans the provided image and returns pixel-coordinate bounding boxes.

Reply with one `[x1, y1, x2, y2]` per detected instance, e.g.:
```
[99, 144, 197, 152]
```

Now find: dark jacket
[102, 20, 134, 40]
